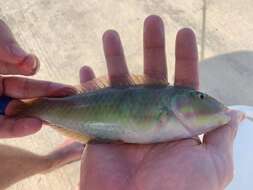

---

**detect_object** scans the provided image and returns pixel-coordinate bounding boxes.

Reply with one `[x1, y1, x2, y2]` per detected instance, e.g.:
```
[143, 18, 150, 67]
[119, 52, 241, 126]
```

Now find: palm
[82, 137, 233, 190]
[79, 16, 241, 190]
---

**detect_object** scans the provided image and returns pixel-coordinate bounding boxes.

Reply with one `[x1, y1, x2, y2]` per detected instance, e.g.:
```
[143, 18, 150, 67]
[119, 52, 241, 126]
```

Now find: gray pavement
[0, 0, 252, 189]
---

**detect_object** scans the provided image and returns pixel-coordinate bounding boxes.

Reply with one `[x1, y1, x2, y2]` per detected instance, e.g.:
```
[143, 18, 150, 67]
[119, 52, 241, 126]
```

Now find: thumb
[203, 110, 245, 152]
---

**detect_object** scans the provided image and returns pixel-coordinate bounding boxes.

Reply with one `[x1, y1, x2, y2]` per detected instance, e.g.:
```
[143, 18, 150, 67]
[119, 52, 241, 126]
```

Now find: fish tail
[6, 98, 50, 119]
[0, 96, 34, 116]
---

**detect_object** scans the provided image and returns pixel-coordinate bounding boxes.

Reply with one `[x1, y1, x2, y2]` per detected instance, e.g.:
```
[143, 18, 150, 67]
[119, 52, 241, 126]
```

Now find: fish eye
[189, 91, 205, 100]
[197, 93, 205, 100]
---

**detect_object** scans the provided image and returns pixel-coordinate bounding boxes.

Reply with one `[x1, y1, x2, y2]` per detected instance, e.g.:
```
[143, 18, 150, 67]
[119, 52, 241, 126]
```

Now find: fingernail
[9, 43, 27, 58]
[19, 55, 39, 74]
[103, 30, 119, 41]
[27, 55, 39, 70]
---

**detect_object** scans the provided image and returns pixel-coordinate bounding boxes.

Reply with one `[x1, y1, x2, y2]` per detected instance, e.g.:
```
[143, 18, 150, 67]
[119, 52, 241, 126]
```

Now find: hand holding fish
[0, 15, 245, 190]
[79, 15, 244, 190]
[0, 20, 85, 189]
[0, 19, 75, 138]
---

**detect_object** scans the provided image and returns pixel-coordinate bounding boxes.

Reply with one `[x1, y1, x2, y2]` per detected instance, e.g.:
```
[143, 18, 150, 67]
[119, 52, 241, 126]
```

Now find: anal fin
[48, 123, 93, 143]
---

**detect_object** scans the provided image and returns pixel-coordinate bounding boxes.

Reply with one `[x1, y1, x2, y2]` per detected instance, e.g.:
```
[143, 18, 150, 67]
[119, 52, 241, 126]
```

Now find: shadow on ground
[200, 51, 253, 190]
[200, 51, 253, 105]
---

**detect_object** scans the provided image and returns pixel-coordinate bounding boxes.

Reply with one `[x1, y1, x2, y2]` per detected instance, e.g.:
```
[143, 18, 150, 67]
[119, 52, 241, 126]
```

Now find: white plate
[227, 106, 253, 190]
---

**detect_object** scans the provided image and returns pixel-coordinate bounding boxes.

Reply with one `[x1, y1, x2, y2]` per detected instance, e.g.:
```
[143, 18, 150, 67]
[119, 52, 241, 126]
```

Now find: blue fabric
[0, 96, 12, 115]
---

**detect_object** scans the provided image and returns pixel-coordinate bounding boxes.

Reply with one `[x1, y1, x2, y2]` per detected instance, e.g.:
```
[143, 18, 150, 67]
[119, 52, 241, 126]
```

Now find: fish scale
[18, 84, 230, 144]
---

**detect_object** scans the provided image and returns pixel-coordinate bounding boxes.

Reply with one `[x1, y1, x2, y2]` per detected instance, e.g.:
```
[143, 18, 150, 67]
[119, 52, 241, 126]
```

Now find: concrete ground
[0, 0, 252, 189]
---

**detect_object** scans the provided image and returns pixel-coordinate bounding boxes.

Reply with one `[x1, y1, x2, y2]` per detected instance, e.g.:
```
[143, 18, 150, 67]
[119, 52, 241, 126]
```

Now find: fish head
[171, 89, 231, 133]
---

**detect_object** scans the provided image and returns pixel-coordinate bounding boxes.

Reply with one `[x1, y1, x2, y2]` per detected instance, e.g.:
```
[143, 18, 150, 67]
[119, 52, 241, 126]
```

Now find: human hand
[0, 20, 74, 138]
[78, 15, 244, 190]
[0, 20, 84, 188]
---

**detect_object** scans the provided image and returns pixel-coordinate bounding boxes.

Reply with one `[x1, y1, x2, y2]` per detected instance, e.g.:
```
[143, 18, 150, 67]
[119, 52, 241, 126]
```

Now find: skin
[0, 141, 84, 189]
[0, 19, 78, 138]
[0, 15, 244, 190]
[0, 19, 84, 189]
[79, 15, 244, 190]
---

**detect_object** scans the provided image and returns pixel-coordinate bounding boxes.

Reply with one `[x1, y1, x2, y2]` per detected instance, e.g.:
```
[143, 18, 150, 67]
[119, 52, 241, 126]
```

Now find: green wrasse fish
[15, 75, 230, 144]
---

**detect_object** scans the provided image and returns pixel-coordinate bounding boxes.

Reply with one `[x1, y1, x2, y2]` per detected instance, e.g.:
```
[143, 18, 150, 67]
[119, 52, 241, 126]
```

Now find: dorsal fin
[74, 74, 168, 94]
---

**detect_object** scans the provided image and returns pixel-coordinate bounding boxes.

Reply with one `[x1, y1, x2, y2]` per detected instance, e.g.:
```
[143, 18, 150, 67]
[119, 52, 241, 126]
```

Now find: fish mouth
[220, 113, 231, 126]
[215, 106, 231, 126]
[221, 106, 232, 122]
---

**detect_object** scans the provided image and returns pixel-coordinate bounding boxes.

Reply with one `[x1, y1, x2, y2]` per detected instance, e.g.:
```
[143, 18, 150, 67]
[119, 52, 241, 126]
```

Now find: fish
[15, 75, 230, 144]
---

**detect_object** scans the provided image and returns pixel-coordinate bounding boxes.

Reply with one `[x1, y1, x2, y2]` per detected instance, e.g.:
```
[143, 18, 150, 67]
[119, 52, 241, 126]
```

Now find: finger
[44, 140, 85, 173]
[203, 110, 245, 153]
[0, 20, 39, 75]
[175, 28, 199, 90]
[3, 77, 76, 98]
[0, 20, 28, 63]
[79, 66, 95, 84]
[0, 117, 42, 138]
[103, 30, 129, 85]
[144, 15, 167, 81]
[0, 55, 39, 76]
